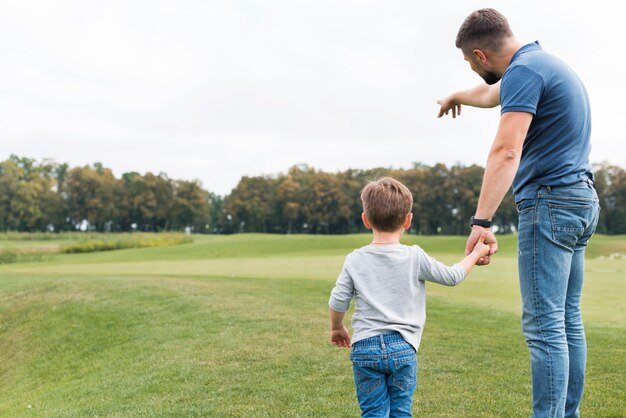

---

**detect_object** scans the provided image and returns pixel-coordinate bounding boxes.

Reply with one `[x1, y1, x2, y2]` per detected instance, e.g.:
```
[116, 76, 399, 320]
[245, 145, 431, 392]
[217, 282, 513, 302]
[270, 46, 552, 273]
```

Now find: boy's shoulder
[347, 243, 420, 259]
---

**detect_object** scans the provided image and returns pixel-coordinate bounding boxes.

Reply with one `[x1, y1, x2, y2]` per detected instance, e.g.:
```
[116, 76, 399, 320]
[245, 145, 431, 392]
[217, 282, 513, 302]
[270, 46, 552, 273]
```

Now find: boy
[328, 177, 491, 417]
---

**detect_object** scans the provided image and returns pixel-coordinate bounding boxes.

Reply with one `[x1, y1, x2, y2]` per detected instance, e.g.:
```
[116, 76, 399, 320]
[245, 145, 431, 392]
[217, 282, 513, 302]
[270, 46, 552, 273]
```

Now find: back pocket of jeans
[548, 204, 592, 247]
[392, 355, 417, 392]
[352, 360, 383, 395]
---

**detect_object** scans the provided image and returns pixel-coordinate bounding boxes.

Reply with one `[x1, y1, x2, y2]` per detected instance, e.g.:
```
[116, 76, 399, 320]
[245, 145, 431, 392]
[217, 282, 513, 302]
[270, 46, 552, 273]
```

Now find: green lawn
[0, 233, 624, 417]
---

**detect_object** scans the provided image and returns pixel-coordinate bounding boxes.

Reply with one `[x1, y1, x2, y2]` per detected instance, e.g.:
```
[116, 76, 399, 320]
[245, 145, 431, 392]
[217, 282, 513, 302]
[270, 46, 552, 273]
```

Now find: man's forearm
[475, 111, 530, 219]
[475, 145, 520, 220]
[454, 82, 500, 109]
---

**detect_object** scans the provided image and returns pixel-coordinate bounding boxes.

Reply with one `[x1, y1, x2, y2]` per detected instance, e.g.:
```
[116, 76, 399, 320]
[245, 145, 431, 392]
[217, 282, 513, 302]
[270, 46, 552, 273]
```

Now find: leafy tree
[275, 173, 302, 234]
[594, 162, 626, 234]
[0, 157, 61, 231]
[64, 165, 120, 231]
[223, 176, 274, 233]
[125, 172, 174, 232]
[0, 159, 23, 231]
[170, 180, 210, 232]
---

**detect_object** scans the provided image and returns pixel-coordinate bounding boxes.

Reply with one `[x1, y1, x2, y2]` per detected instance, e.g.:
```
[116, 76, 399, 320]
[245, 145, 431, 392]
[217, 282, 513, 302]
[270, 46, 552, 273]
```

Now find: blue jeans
[517, 182, 600, 418]
[350, 332, 417, 417]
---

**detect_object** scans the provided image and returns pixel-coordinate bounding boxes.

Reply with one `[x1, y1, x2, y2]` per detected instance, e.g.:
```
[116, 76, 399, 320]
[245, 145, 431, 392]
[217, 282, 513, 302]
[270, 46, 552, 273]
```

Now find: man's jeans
[350, 332, 417, 417]
[517, 181, 600, 418]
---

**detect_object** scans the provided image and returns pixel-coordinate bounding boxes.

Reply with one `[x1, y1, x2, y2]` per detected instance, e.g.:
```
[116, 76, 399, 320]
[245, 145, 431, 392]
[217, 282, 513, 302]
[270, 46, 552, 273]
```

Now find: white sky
[1, 0, 624, 195]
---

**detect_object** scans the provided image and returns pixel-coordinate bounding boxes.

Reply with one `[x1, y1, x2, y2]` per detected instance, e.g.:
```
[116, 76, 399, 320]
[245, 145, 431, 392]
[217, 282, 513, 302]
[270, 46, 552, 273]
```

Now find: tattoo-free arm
[475, 111, 532, 219]
[437, 81, 501, 118]
[465, 111, 533, 263]
[329, 308, 351, 348]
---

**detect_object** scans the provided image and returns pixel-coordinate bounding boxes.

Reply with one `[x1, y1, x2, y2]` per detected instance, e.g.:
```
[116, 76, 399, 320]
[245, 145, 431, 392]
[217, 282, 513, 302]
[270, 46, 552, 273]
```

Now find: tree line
[0, 155, 214, 233]
[1, 155, 625, 235]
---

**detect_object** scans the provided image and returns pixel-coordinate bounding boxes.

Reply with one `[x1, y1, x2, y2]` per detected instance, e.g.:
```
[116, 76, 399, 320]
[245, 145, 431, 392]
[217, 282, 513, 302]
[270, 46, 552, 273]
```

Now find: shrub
[61, 233, 193, 254]
[0, 250, 45, 264]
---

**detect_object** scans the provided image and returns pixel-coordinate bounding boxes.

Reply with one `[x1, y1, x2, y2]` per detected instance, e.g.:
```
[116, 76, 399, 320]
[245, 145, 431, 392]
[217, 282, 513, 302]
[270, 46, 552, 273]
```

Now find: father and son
[328, 8, 600, 418]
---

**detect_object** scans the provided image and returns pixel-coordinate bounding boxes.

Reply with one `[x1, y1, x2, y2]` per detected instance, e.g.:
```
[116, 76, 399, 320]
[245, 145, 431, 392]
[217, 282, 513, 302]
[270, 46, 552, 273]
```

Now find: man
[436, 8, 600, 418]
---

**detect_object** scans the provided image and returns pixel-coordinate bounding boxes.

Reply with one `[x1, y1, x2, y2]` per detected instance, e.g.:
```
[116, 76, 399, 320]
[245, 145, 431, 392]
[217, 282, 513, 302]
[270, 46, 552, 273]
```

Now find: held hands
[466, 226, 498, 266]
[330, 325, 351, 348]
[472, 234, 492, 260]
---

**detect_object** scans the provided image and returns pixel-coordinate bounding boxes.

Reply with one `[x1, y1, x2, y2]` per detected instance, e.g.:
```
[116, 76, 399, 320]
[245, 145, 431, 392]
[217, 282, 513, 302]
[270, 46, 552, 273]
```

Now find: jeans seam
[537, 199, 558, 415]
[533, 201, 557, 414]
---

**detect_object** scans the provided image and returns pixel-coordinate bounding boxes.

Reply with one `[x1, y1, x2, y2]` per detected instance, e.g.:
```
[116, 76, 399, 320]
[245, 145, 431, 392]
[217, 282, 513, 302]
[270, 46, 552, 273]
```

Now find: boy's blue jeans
[517, 181, 600, 418]
[350, 332, 417, 417]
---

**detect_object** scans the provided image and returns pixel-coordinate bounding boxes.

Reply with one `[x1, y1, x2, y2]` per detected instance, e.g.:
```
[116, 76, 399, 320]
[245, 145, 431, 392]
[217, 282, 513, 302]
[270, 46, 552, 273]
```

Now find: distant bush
[0, 251, 17, 264]
[0, 232, 90, 241]
[61, 233, 193, 254]
[0, 250, 46, 264]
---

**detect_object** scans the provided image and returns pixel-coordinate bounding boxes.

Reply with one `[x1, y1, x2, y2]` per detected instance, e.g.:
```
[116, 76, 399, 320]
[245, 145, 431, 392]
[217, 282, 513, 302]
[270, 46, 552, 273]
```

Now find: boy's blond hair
[360, 177, 413, 232]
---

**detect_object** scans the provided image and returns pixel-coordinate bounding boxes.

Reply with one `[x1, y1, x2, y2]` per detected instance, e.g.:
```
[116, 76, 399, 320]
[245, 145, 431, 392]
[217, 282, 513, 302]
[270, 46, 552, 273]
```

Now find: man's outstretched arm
[437, 81, 501, 118]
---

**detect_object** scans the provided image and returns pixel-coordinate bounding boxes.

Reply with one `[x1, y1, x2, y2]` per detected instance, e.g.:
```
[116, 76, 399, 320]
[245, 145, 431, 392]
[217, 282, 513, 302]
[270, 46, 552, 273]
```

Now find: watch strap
[470, 216, 492, 228]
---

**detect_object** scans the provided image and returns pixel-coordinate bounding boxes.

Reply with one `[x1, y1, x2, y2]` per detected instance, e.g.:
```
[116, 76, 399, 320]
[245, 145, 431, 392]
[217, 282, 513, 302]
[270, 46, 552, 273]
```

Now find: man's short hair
[455, 8, 513, 54]
[361, 177, 413, 232]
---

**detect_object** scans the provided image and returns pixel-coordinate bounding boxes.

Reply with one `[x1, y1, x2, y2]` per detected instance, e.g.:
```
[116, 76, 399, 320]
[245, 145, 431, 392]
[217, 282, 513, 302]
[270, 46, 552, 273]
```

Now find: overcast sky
[1, 0, 624, 195]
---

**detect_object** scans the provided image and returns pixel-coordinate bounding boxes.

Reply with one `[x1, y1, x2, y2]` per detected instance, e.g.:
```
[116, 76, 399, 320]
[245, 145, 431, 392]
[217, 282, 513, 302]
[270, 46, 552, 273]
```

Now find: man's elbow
[491, 146, 521, 164]
[504, 149, 519, 162]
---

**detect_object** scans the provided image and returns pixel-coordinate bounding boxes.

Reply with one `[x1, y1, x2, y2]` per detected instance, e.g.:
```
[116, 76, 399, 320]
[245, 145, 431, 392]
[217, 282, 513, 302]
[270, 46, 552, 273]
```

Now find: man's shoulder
[508, 43, 568, 79]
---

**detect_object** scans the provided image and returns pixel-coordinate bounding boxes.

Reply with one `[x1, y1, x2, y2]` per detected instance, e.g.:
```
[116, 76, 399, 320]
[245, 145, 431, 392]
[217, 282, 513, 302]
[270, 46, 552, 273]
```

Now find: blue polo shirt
[500, 41, 593, 202]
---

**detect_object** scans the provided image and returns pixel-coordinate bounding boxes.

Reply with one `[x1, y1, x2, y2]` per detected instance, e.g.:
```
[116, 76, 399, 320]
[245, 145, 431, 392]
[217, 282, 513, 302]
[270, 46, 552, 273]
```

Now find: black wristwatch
[470, 216, 492, 228]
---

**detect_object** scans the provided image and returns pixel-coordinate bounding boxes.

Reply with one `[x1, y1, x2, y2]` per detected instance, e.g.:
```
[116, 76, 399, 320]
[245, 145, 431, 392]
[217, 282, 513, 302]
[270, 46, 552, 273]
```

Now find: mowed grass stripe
[1, 234, 521, 266]
[0, 255, 346, 283]
[3, 250, 623, 328]
[1, 233, 623, 264]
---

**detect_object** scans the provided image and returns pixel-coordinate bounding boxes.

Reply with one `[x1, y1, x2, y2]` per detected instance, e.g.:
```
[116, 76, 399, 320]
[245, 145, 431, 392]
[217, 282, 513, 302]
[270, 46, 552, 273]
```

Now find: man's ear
[361, 212, 372, 230]
[473, 48, 488, 63]
[403, 213, 413, 230]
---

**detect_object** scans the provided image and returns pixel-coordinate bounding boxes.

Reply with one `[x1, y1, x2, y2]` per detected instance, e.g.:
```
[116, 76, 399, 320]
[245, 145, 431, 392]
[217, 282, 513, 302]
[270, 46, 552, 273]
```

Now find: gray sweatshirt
[328, 243, 466, 352]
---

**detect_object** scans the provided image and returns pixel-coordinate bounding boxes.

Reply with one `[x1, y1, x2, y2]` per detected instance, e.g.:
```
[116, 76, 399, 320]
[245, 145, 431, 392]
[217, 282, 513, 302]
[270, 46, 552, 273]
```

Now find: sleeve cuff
[329, 299, 349, 312]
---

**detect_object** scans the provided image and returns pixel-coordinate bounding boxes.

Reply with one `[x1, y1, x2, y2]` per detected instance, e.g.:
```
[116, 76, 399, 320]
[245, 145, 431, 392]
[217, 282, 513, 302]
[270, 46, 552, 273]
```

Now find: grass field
[0, 233, 624, 417]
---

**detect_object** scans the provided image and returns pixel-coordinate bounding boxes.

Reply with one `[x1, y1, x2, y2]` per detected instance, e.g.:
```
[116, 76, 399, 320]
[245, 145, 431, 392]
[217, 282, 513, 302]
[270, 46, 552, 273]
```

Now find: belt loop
[546, 185, 552, 193]
[379, 334, 386, 350]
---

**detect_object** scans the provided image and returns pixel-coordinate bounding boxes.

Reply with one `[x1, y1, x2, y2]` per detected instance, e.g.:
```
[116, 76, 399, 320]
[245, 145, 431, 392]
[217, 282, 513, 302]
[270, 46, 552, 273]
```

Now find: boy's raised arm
[458, 234, 491, 274]
[415, 235, 491, 286]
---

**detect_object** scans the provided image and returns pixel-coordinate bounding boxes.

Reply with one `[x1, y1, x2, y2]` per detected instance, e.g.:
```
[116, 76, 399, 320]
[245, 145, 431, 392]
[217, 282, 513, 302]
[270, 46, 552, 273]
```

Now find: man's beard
[481, 71, 501, 85]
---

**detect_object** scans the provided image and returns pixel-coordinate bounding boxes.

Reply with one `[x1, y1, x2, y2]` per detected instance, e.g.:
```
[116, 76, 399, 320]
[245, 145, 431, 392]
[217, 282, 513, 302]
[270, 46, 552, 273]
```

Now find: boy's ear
[361, 212, 372, 230]
[403, 213, 413, 230]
